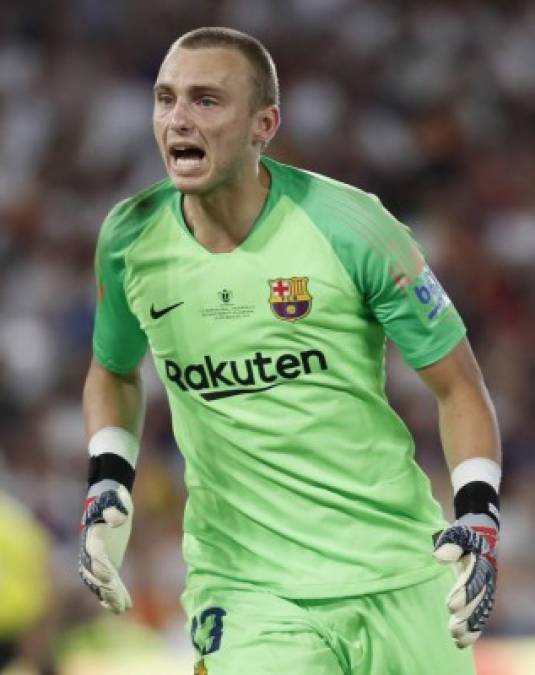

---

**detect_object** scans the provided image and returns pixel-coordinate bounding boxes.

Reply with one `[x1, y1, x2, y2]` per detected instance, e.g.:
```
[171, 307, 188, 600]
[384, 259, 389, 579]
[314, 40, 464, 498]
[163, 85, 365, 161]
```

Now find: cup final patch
[269, 277, 312, 322]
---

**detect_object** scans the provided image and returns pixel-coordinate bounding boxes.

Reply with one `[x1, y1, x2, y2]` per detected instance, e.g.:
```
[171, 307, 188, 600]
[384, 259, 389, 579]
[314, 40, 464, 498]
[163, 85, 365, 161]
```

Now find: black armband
[88, 453, 135, 492]
[454, 481, 500, 528]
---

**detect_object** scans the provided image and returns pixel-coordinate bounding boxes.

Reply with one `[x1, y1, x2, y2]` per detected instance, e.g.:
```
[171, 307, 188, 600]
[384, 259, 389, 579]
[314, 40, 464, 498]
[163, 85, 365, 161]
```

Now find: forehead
[156, 46, 253, 92]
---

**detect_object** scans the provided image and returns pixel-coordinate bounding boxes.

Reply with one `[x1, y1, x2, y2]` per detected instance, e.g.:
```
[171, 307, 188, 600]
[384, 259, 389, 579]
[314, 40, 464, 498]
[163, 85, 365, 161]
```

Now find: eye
[197, 96, 218, 108]
[156, 92, 174, 106]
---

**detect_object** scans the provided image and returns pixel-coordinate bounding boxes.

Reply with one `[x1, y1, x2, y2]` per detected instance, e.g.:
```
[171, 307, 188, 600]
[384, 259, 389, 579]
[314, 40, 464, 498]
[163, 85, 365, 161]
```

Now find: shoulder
[265, 156, 399, 238]
[266, 158, 425, 288]
[269, 158, 418, 266]
[97, 177, 176, 260]
[302, 168, 409, 248]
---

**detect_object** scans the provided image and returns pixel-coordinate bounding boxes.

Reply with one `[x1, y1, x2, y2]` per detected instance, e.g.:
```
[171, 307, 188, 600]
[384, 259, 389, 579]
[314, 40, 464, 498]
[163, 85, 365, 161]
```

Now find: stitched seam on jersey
[122, 203, 176, 317]
[306, 191, 463, 347]
[325, 198, 421, 292]
[287, 201, 363, 301]
[98, 178, 174, 325]
[265, 158, 402, 289]
[269, 160, 419, 285]
[299, 169, 408, 259]
[299, 171, 424, 296]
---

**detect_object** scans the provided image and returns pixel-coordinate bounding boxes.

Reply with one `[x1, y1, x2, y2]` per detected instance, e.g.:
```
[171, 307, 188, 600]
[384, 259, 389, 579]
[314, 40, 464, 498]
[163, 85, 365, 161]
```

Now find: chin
[168, 173, 210, 194]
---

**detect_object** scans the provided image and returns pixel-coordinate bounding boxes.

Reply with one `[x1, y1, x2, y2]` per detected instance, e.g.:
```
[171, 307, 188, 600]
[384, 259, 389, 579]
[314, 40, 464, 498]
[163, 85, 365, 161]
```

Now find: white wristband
[451, 457, 501, 495]
[88, 427, 140, 469]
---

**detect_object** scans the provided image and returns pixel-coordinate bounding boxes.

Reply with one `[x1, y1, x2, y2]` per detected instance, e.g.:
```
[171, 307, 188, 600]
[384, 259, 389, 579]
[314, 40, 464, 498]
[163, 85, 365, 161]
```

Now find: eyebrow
[153, 82, 226, 95]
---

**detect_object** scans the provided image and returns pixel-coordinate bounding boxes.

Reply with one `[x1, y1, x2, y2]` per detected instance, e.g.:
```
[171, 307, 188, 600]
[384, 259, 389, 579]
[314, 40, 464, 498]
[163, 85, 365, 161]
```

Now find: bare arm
[83, 357, 146, 440]
[421, 338, 502, 648]
[80, 357, 144, 613]
[417, 338, 501, 471]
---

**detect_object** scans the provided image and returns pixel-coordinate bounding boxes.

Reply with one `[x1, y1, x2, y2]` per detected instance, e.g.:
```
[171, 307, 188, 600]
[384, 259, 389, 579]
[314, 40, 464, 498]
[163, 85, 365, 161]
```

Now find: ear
[251, 105, 281, 148]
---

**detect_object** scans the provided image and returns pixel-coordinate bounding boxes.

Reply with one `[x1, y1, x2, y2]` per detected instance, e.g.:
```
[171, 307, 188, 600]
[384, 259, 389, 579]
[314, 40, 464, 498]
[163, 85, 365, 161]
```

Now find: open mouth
[168, 144, 206, 175]
[169, 145, 205, 161]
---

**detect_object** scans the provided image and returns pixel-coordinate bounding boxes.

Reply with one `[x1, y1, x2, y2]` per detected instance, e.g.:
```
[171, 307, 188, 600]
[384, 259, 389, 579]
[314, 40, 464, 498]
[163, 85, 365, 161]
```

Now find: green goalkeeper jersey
[93, 157, 465, 598]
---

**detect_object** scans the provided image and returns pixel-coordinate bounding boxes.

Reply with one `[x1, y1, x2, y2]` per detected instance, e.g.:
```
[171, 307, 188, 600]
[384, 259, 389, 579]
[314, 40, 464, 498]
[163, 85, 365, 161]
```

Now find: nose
[170, 100, 193, 133]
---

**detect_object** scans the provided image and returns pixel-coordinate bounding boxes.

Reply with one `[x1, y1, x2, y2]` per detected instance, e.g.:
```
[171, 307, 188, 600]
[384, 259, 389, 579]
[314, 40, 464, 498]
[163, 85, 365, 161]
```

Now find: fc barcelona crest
[268, 277, 312, 322]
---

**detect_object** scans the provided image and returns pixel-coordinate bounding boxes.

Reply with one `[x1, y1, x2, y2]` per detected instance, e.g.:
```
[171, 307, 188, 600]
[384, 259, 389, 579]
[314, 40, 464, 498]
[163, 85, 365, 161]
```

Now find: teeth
[175, 157, 202, 165]
[171, 154, 204, 173]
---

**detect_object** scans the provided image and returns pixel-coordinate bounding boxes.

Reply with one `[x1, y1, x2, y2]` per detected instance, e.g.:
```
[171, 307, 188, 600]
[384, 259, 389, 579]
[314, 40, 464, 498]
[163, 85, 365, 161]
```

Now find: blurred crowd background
[1, 0, 534, 672]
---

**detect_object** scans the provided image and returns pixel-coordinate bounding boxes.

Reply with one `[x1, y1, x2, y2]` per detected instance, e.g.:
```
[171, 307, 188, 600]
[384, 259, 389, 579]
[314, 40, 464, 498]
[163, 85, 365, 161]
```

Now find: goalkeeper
[79, 27, 501, 675]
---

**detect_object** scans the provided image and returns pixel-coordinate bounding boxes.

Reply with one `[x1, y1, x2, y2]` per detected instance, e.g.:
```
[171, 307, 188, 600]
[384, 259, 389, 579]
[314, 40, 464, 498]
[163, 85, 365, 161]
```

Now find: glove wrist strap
[87, 427, 139, 491]
[88, 455, 135, 491]
[450, 457, 501, 528]
[454, 481, 500, 528]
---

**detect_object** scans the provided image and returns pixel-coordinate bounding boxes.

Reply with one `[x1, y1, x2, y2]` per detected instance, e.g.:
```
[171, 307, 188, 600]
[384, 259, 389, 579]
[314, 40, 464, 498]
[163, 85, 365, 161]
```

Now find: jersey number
[191, 606, 227, 656]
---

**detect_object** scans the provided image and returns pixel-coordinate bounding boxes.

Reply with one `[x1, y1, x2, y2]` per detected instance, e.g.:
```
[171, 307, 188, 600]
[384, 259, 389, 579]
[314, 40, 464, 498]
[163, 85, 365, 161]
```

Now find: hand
[79, 480, 134, 613]
[434, 514, 498, 648]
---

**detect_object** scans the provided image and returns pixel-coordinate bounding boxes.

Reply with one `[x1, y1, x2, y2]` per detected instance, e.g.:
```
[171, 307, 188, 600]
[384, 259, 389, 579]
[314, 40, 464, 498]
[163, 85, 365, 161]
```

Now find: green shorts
[182, 568, 475, 675]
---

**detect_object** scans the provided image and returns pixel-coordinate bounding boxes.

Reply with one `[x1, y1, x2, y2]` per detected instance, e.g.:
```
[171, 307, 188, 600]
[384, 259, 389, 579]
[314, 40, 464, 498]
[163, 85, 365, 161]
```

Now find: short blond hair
[172, 26, 280, 110]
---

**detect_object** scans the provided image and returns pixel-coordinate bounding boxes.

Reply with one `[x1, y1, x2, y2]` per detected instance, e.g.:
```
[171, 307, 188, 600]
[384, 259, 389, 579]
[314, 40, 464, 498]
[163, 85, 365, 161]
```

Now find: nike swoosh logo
[201, 383, 281, 401]
[150, 301, 184, 320]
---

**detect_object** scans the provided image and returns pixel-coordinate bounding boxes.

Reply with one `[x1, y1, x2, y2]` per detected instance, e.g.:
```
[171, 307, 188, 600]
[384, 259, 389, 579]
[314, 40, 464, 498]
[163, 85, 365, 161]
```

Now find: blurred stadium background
[1, 1, 534, 673]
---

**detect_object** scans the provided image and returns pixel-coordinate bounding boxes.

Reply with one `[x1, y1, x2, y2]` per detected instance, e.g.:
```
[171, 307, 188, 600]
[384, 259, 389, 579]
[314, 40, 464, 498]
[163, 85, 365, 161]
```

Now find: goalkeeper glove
[434, 460, 500, 649]
[434, 513, 497, 648]
[79, 427, 138, 613]
[79, 479, 133, 613]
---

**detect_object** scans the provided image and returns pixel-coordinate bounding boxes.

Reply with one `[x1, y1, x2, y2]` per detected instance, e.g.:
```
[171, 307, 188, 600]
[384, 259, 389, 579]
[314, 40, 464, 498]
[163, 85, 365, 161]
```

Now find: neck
[183, 160, 270, 253]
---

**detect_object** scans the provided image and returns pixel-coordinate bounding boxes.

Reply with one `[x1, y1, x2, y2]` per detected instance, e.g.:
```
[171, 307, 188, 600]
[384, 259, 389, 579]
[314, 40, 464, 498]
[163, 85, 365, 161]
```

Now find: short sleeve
[355, 197, 466, 369]
[92, 206, 148, 374]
